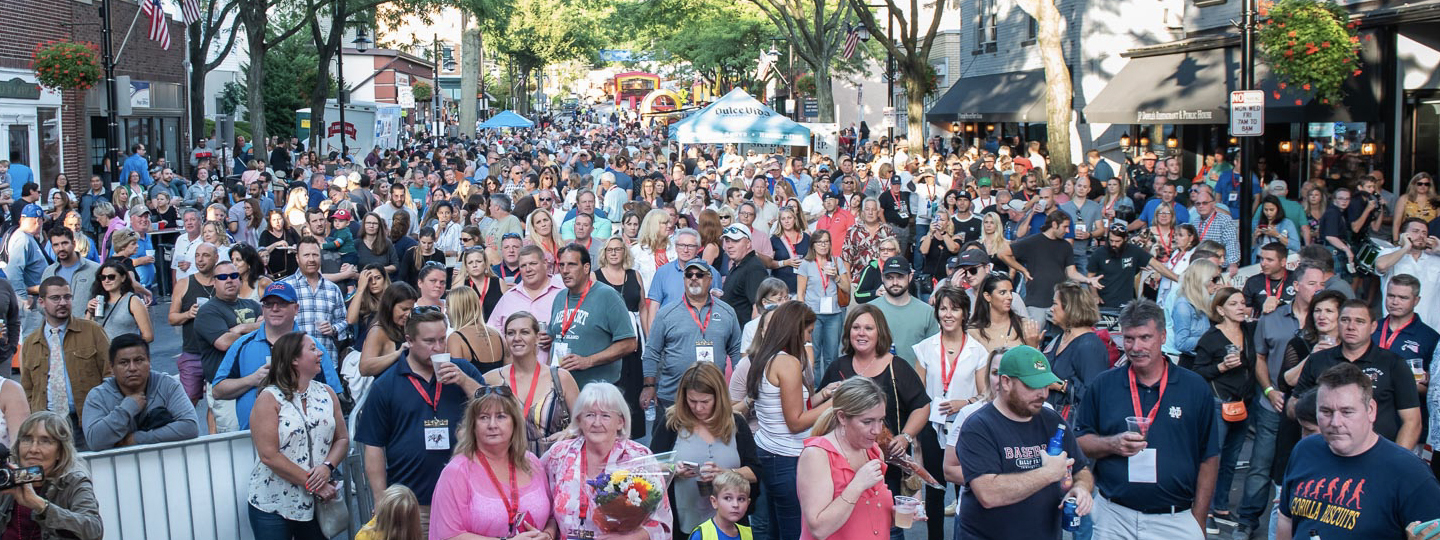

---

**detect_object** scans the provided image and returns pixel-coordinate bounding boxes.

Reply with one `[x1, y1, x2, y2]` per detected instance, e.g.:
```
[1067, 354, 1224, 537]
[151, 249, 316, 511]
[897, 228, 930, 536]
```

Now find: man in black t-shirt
[1087, 223, 1178, 308]
[1291, 300, 1422, 449]
[1277, 362, 1440, 540]
[950, 191, 983, 244]
[959, 346, 1094, 540]
[1320, 189, 1357, 275]
[1010, 211, 1099, 321]
[1242, 243, 1297, 315]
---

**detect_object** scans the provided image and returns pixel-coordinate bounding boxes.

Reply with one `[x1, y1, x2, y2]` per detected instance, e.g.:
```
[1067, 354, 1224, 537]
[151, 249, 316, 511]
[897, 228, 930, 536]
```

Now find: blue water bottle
[1047, 425, 1073, 490]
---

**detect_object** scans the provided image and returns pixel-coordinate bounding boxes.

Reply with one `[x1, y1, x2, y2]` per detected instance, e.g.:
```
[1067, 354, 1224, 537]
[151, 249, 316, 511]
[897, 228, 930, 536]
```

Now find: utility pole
[100, 0, 121, 181]
[1239, 0, 1256, 262]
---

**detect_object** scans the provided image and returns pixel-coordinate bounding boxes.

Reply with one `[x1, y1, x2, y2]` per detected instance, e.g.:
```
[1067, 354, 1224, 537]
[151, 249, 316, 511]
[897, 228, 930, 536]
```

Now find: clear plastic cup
[893, 496, 919, 529]
[430, 353, 452, 368]
[1410, 358, 1425, 382]
[1125, 416, 1153, 440]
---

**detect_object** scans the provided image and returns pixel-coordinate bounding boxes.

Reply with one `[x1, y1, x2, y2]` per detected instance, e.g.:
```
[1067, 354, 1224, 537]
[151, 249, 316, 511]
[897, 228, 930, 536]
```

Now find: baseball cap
[19, 204, 44, 219]
[333, 176, 350, 189]
[127, 204, 150, 217]
[683, 260, 712, 275]
[954, 190, 973, 200]
[262, 282, 298, 303]
[998, 345, 1062, 389]
[890, 175, 903, 186]
[721, 226, 749, 241]
[953, 248, 989, 268]
[822, 191, 843, 203]
[976, 174, 994, 187]
[333, 209, 353, 221]
[882, 256, 910, 275]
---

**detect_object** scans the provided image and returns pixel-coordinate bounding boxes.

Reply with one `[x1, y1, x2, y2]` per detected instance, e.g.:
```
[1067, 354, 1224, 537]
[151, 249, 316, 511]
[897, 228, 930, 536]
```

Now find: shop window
[1024, 15, 1037, 46]
[7, 125, 29, 167]
[38, 108, 59, 190]
[976, 0, 998, 52]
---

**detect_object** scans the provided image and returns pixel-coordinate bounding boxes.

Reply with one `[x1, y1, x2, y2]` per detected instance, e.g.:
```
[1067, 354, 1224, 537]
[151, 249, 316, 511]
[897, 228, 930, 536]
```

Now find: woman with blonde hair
[0, 412, 102, 540]
[1098, 177, 1134, 229]
[1393, 172, 1438, 240]
[770, 206, 810, 291]
[977, 212, 1022, 277]
[429, 386, 560, 540]
[484, 311, 578, 456]
[283, 187, 309, 230]
[630, 210, 675, 289]
[347, 264, 391, 346]
[523, 208, 563, 272]
[203, 220, 233, 263]
[456, 246, 502, 318]
[650, 362, 761, 533]
[355, 485, 422, 540]
[448, 286, 506, 374]
[1300, 183, 1328, 245]
[1165, 259, 1223, 363]
[796, 376, 894, 540]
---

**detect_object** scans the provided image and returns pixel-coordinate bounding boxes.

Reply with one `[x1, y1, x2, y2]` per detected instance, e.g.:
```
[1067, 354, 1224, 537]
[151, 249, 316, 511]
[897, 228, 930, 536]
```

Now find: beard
[885, 283, 908, 297]
[686, 284, 705, 296]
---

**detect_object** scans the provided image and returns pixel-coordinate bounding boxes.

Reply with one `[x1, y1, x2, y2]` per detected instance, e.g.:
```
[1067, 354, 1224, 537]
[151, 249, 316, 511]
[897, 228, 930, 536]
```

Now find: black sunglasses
[100, 273, 121, 282]
[413, 305, 443, 315]
[474, 385, 516, 399]
[423, 261, 446, 269]
[214, 272, 241, 281]
[684, 271, 709, 279]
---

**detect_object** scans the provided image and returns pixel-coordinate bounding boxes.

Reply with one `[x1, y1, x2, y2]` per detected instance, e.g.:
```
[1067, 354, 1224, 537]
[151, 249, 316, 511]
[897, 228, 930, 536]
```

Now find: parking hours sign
[1230, 90, 1264, 136]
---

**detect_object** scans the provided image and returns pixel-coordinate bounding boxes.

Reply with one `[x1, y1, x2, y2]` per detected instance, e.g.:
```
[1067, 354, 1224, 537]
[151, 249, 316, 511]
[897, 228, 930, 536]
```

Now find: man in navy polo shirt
[1372, 275, 1439, 392]
[356, 308, 484, 531]
[210, 281, 342, 430]
[1076, 299, 1219, 540]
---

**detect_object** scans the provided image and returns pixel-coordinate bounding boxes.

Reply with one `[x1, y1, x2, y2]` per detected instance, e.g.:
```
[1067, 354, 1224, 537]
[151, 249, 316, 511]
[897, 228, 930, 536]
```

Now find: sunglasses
[1418, 182, 1433, 187]
[684, 271, 709, 279]
[413, 305, 443, 315]
[100, 273, 121, 282]
[214, 272, 241, 281]
[962, 267, 983, 276]
[461, 236, 476, 243]
[423, 261, 446, 269]
[502, 233, 523, 240]
[474, 384, 516, 399]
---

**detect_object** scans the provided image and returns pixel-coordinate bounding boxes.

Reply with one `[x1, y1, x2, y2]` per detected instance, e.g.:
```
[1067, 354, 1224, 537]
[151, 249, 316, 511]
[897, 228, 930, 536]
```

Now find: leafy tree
[1015, 0, 1073, 177]
[742, 0, 856, 122]
[848, 0, 945, 155]
[187, 0, 243, 143]
[490, 0, 603, 113]
[656, 5, 773, 97]
[218, 81, 247, 116]
[245, 35, 322, 139]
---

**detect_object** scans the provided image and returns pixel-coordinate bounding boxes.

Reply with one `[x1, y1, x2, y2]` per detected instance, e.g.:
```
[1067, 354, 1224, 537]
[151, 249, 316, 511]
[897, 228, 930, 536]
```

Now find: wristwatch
[324, 461, 337, 474]
[900, 433, 915, 445]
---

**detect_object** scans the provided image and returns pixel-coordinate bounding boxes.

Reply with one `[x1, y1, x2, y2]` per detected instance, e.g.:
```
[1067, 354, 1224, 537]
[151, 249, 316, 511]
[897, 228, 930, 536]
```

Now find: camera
[0, 466, 43, 491]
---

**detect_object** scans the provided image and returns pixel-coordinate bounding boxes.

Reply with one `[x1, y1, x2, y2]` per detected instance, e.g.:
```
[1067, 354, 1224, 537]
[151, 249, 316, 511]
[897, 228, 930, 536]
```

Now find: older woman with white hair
[0, 412, 102, 539]
[541, 383, 672, 540]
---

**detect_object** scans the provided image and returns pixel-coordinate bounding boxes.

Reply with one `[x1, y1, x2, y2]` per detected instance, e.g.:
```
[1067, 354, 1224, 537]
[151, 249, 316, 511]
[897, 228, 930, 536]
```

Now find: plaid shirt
[283, 273, 349, 352]
[1195, 210, 1240, 268]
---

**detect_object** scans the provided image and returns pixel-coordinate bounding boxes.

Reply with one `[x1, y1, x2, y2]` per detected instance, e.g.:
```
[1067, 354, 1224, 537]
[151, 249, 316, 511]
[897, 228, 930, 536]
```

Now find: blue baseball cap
[261, 282, 298, 303]
[20, 204, 43, 219]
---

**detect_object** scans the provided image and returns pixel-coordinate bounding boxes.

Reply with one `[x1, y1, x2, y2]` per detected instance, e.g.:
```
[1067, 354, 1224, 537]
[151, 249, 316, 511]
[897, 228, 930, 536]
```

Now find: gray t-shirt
[1253, 304, 1299, 412]
[194, 297, 262, 381]
[872, 295, 940, 366]
[798, 259, 844, 315]
[549, 283, 637, 387]
[1059, 199, 1105, 255]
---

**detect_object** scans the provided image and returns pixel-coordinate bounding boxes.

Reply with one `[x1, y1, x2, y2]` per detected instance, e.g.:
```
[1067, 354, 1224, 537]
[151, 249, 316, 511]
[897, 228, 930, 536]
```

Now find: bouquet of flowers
[585, 453, 675, 533]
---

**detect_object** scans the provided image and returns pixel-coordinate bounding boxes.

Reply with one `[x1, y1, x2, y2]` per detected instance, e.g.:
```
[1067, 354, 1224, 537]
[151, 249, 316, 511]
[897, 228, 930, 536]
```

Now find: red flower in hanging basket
[1284, 49, 1295, 57]
[1288, 30, 1298, 37]
[1302, 83, 1311, 90]
[1350, 36, 1360, 43]
[1321, 42, 1330, 48]
[1322, 99, 1330, 103]
[1353, 69, 1362, 76]
[1294, 99, 1303, 105]
[1279, 82, 1287, 89]
[1273, 91, 1282, 99]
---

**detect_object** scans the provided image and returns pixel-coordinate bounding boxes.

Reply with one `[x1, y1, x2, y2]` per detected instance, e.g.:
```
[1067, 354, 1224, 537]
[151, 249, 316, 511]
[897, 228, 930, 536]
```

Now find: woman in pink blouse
[541, 383, 672, 540]
[797, 377, 895, 540]
[429, 388, 559, 540]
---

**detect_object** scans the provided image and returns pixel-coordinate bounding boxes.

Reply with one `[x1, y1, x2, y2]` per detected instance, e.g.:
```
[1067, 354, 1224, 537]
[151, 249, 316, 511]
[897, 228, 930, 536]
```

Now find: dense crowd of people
[0, 114, 1436, 540]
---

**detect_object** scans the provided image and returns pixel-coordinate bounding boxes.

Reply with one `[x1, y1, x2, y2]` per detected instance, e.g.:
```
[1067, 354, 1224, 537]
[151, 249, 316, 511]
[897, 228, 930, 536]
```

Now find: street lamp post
[767, 37, 794, 119]
[429, 34, 456, 138]
[100, 0, 121, 180]
[855, 5, 894, 139]
[336, 28, 371, 158]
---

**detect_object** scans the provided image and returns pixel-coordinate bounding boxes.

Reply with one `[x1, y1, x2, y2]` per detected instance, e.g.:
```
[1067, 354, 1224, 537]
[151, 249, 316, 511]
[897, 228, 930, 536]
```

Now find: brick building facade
[0, 0, 187, 194]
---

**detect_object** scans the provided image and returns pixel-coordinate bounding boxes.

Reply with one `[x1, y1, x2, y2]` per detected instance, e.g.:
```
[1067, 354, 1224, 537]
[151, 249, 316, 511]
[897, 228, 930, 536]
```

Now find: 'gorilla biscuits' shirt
[1281, 435, 1440, 539]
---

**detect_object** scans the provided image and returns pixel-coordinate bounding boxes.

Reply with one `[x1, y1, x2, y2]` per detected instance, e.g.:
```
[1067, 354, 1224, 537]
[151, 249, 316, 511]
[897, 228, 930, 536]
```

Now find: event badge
[423, 419, 450, 450]
[1128, 448, 1158, 483]
[820, 296, 836, 314]
[567, 528, 596, 540]
[695, 340, 715, 365]
[552, 343, 571, 367]
[1228, 192, 1239, 202]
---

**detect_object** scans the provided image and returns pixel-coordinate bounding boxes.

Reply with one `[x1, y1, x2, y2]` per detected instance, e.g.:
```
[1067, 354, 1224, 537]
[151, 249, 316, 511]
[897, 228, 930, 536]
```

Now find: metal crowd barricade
[77, 386, 380, 540]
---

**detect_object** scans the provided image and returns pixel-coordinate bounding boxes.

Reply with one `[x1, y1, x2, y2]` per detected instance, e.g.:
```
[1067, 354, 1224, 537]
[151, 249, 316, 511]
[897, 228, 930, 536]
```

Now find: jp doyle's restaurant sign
[1137, 110, 1216, 122]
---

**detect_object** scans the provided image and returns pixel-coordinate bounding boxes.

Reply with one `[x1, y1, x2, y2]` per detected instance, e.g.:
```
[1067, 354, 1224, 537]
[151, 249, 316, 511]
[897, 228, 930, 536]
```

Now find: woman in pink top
[429, 388, 559, 540]
[797, 377, 895, 540]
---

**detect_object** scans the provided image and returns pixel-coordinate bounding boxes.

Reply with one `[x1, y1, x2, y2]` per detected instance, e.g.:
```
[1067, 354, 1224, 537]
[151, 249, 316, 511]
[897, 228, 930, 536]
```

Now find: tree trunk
[1016, 0, 1073, 178]
[814, 63, 835, 123]
[459, 12, 481, 137]
[903, 62, 926, 157]
[187, 24, 209, 146]
[245, 27, 268, 148]
[310, 46, 335, 153]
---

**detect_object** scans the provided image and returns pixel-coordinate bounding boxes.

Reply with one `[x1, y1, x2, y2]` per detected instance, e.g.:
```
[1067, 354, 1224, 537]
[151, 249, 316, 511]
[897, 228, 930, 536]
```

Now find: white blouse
[913, 332, 990, 430]
[248, 383, 337, 521]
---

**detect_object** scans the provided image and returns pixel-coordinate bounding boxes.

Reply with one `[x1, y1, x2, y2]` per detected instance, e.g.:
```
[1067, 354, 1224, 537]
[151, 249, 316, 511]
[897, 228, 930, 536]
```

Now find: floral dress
[247, 383, 336, 521]
[540, 437, 672, 540]
[842, 224, 896, 283]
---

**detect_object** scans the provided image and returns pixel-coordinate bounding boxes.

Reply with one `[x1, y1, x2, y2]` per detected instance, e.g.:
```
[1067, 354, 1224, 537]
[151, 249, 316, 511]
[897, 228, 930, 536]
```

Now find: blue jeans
[757, 448, 801, 540]
[1212, 398, 1251, 514]
[248, 504, 325, 540]
[814, 312, 845, 377]
[912, 223, 930, 268]
[1237, 403, 1280, 528]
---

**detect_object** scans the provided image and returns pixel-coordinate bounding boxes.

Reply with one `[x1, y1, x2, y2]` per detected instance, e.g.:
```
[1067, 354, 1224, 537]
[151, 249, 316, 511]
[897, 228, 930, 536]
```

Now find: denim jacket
[1165, 297, 1211, 356]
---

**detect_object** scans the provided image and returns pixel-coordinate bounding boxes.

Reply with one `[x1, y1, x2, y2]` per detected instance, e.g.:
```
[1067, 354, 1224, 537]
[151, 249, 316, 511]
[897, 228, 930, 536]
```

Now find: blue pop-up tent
[479, 110, 535, 129]
[669, 88, 810, 146]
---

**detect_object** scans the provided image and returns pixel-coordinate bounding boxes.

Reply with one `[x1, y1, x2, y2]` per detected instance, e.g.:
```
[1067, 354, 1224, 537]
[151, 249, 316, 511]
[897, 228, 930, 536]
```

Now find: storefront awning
[1084, 42, 1382, 125]
[925, 70, 1048, 123]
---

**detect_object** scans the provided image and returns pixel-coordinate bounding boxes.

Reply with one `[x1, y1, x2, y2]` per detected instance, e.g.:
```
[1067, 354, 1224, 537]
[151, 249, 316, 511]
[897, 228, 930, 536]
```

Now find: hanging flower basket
[31, 41, 102, 92]
[412, 82, 433, 103]
[1256, 0, 1362, 106]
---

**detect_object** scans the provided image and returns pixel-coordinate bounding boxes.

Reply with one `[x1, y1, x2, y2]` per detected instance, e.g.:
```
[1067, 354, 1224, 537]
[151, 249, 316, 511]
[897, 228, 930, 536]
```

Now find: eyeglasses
[675, 242, 699, 250]
[413, 305, 443, 315]
[684, 271, 709, 279]
[100, 273, 121, 282]
[262, 301, 293, 310]
[604, 247, 625, 253]
[539, 197, 553, 202]
[214, 272, 241, 281]
[44, 294, 73, 302]
[474, 385, 516, 399]
[423, 261, 446, 270]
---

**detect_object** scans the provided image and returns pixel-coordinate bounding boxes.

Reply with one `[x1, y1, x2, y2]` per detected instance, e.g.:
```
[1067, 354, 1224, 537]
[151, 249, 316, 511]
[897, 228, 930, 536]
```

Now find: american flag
[182, 0, 201, 26]
[842, 28, 861, 59]
[141, 0, 171, 50]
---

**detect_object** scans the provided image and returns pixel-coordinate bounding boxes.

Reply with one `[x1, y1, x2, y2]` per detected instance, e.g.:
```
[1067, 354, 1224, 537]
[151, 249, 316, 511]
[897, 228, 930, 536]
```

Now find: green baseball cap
[998, 346, 1062, 389]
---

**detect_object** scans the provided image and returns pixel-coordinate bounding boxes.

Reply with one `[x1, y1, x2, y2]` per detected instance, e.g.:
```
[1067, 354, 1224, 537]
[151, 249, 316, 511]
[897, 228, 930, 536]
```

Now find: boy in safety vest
[688, 471, 752, 540]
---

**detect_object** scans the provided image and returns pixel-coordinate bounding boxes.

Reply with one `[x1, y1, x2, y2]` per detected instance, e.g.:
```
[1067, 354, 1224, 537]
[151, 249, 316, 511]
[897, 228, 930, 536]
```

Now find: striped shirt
[754, 363, 810, 456]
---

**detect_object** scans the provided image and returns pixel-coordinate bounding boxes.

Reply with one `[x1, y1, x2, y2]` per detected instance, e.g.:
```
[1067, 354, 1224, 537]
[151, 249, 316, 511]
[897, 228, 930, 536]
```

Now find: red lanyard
[782, 232, 801, 259]
[1264, 272, 1287, 299]
[1127, 363, 1169, 426]
[478, 455, 520, 524]
[1379, 317, 1414, 350]
[510, 363, 543, 417]
[939, 333, 967, 393]
[1156, 227, 1174, 258]
[1198, 212, 1218, 240]
[685, 299, 713, 334]
[406, 373, 443, 412]
[577, 443, 616, 525]
[817, 256, 831, 292]
[559, 282, 594, 337]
